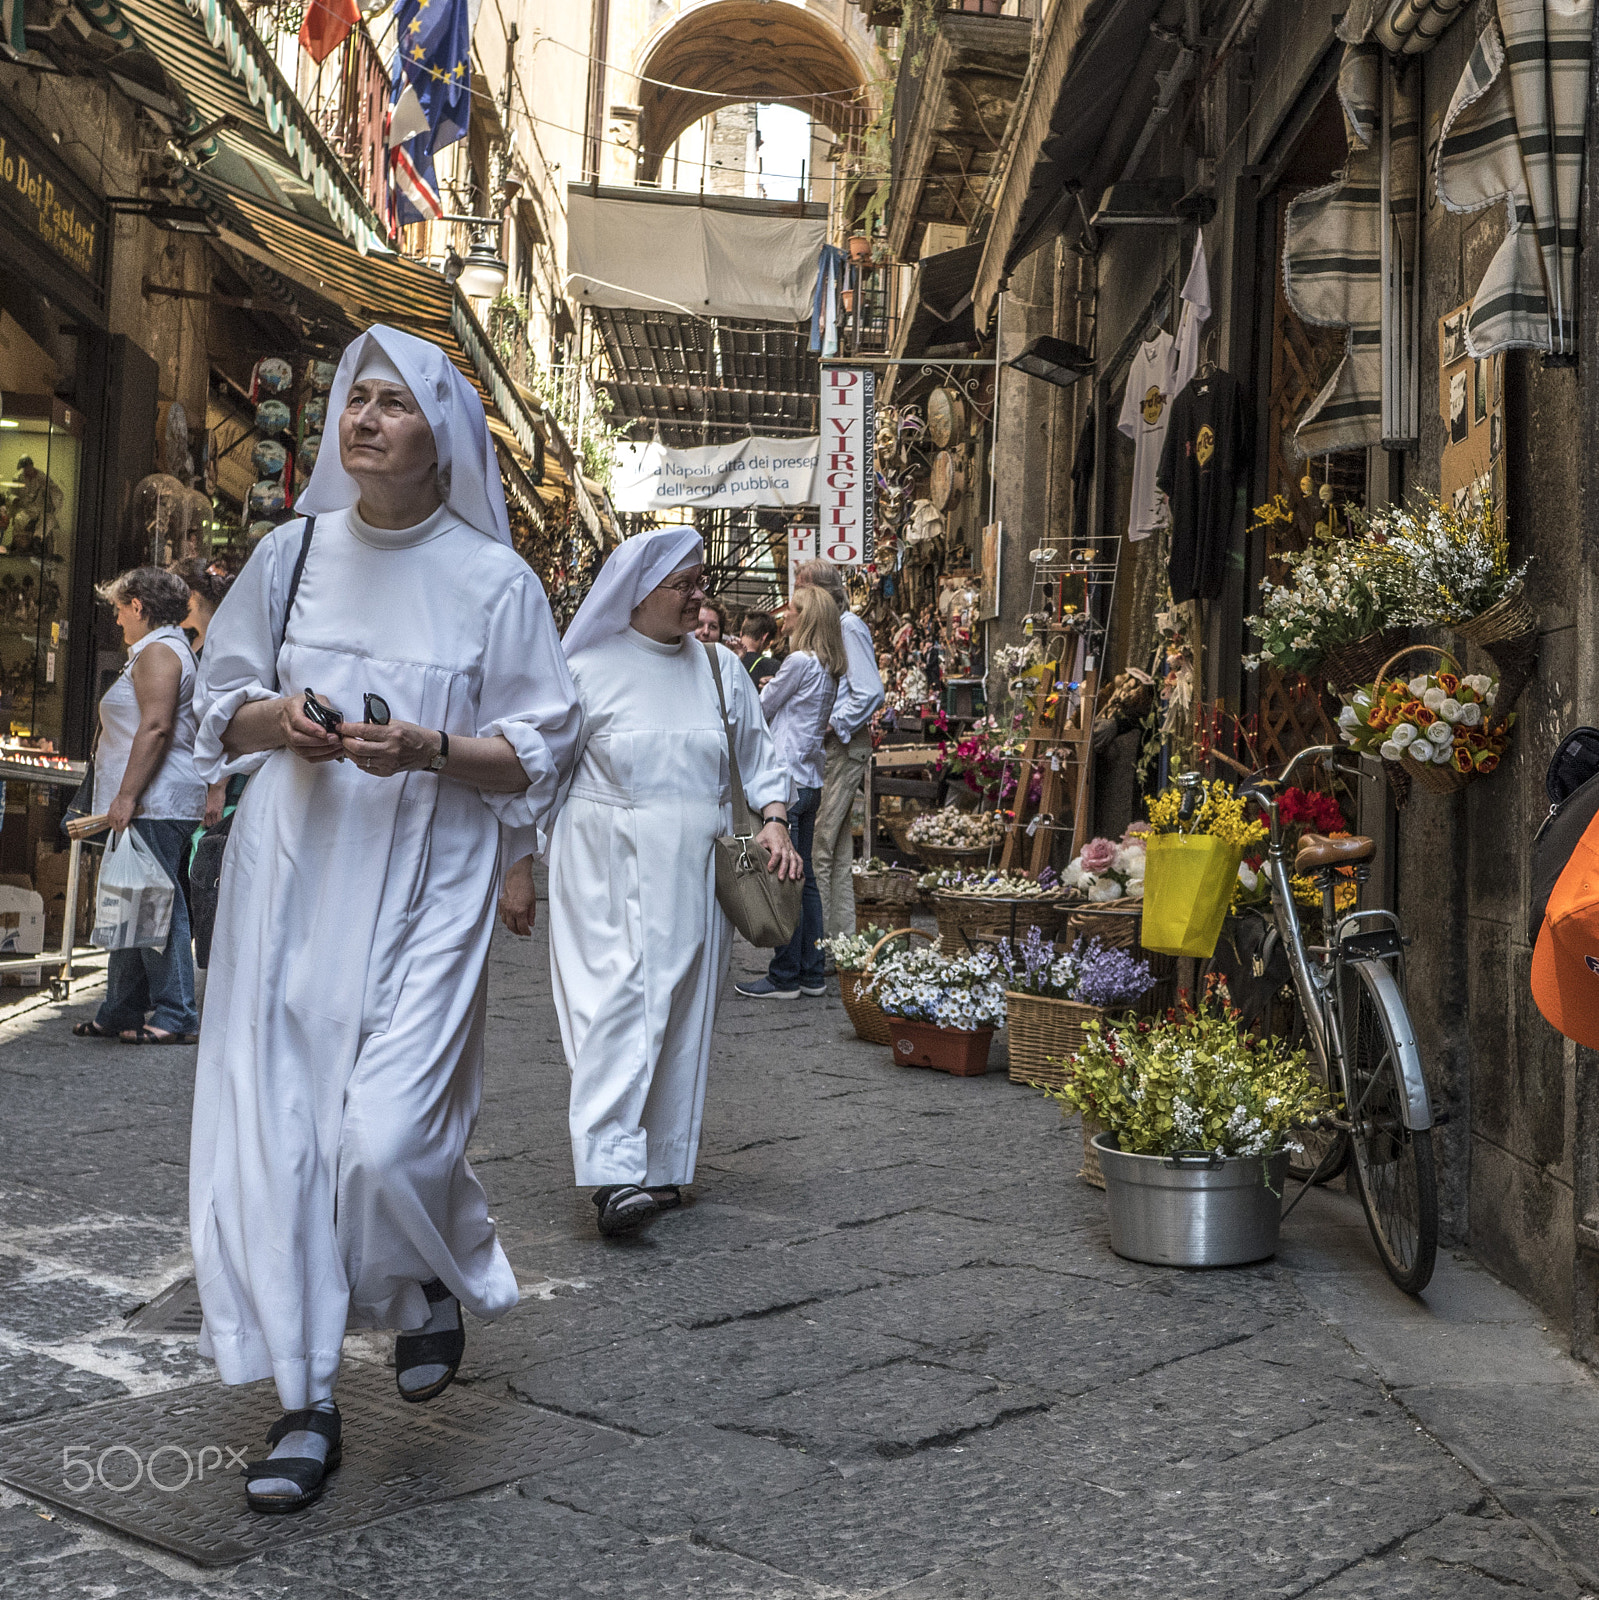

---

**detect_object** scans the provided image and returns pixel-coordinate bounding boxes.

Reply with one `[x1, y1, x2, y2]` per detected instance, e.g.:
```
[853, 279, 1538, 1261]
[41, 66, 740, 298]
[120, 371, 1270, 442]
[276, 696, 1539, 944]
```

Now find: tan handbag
[704, 643, 803, 948]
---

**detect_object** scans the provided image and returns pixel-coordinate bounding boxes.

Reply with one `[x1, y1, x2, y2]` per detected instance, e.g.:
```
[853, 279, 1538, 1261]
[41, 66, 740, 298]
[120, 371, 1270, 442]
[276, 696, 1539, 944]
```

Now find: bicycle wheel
[1278, 984, 1349, 1185]
[1342, 962, 1437, 1294]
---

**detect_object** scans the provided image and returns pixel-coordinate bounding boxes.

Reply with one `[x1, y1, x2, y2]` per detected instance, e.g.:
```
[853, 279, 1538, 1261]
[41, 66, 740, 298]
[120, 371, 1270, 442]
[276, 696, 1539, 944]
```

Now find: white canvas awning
[567, 187, 827, 324]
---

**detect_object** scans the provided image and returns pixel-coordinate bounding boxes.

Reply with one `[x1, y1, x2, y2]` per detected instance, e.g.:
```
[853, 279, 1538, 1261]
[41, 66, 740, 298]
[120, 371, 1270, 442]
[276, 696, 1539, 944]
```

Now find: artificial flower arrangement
[1244, 496, 1401, 674]
[1351, 490, 1527, 629]
[852, 856, 897, 879]
[918, 867, 1062, 899]
[998, 929, 1155, 1009]
[1228, 786, 1358, 913]
[907, 806, 1005, 849]
[821, 926, 897, 973]
[867, 944, 1008, 1032]
[1338, 664, 1511, 777]
[1146, 780, 1266, 868]
[1062, 827, 1147, 903]
[936, 715, 1041, 806]
[1047, 978, 1327, 1160]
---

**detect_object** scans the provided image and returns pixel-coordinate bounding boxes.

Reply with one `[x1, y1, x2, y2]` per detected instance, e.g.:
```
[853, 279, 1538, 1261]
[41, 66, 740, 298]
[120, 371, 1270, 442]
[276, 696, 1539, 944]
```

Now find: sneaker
[798, 982, 827, 997]
[734, 977, 801, 999]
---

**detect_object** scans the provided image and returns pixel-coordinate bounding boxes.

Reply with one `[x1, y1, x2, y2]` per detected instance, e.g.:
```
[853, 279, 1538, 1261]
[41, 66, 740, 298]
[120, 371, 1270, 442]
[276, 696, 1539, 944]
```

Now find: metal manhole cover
[124, 1277, 204, 1335]
[0, 1360, 624, 1565]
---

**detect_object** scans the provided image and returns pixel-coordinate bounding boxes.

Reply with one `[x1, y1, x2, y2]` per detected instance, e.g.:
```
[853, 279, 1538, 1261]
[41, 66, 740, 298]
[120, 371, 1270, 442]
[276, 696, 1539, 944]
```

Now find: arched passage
[633, 1, 871, 182]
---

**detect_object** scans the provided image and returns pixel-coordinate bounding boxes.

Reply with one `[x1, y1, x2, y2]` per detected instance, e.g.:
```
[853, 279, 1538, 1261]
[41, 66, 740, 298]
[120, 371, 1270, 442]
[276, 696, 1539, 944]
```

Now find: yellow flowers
[1147, 780, 1267, 852]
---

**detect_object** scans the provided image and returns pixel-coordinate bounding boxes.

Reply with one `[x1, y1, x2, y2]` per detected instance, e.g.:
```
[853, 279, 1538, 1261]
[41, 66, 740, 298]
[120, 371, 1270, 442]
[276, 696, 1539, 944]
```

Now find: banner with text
[818, 367, 875, 565]
[786, 525, 817, 594]
[612, 436, 820, 512]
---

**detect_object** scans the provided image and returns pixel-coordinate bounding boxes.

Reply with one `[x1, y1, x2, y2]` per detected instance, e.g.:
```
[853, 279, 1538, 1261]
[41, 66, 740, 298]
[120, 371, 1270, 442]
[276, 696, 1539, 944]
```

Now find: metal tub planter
[1092, 1134, 1289, 1267]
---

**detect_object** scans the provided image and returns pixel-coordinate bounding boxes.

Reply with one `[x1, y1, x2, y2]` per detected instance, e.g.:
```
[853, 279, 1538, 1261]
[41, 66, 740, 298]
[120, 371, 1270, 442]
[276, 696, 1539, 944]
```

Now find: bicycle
[1178, 745, 1438, 1294]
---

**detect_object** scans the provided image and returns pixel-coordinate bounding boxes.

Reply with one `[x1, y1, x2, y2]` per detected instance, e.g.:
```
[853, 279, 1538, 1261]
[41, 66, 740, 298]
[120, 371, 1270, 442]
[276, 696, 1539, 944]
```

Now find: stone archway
[631, 1, 874, 183]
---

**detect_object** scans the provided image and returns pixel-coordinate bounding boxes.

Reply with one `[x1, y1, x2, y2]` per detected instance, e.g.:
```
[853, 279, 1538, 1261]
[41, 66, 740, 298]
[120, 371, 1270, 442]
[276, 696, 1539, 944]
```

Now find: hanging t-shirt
[1171, 231, 1212, 400]
[1155, 370, 1249, 604]
[1117, 330, 1176, 542]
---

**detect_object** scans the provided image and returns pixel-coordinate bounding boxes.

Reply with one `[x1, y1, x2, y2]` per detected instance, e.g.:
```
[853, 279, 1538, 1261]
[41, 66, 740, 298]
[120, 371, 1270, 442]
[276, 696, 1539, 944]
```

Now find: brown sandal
[72, 1021, 120, 1039]
[121, 1027, 198, 1045]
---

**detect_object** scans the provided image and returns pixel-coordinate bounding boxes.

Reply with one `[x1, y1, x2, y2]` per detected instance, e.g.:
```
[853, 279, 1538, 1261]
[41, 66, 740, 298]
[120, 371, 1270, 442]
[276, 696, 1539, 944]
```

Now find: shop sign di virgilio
[0, 107, 105, 288]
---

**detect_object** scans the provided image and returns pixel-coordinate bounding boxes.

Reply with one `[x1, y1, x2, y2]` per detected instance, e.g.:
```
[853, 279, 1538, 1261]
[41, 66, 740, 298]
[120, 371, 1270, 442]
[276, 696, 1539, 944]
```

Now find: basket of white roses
[866, 944, 1007, 1075]
[1338, 645, 1514, 797]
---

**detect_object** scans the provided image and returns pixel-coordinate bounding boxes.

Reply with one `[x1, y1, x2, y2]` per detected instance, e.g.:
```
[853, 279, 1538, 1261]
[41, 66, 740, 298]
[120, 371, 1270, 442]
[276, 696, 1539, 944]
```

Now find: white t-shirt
[1117, 330, 1176, 542]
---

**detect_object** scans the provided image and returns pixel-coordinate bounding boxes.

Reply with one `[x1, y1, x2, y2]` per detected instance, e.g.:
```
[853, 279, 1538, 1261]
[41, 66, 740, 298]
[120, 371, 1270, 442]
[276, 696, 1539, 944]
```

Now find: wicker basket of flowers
[827, 926, 936, 1046]
[927, 872, 1070, 954]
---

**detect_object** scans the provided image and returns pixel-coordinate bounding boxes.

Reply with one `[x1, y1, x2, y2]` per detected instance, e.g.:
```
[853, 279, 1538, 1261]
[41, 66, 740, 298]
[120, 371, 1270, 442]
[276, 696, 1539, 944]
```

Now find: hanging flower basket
[1454, 578, 1536, 648]
[1320, 627, 1411, 699]
[887, 1017, 995, 1075]
[1339, 644, 1514, 797]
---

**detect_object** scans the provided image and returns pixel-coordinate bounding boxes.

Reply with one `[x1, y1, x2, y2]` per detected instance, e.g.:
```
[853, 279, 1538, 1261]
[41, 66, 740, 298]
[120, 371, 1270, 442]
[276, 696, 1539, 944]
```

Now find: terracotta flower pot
[887, 1018, 994, 1075]
[848, 235, 871, 264]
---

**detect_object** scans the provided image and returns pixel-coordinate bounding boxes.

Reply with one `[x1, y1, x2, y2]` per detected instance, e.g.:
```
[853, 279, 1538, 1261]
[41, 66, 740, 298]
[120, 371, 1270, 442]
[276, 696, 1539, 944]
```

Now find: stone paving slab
[1, 910, 1598, 1596]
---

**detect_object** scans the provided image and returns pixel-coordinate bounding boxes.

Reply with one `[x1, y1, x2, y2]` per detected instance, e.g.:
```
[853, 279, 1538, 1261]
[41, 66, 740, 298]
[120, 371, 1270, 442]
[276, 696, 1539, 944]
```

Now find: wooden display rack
[999, 657, 1098, 877]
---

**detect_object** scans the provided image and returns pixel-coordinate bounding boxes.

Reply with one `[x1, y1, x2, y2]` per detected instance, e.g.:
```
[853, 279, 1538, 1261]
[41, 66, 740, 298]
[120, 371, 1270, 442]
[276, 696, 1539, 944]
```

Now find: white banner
[818, 367, 875, 565]
[786, 524, 817, 595]
[611, 437, 819, 512]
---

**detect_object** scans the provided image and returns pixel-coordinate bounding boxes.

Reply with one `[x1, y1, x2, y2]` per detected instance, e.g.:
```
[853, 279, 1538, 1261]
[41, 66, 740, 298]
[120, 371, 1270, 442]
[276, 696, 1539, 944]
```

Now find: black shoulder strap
[272, 515, 315, 689]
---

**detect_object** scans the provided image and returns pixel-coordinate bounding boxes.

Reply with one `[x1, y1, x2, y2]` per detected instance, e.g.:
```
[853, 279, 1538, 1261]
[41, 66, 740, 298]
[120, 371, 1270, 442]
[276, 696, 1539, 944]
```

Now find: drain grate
[0, 1360, 624, 1565]
[124, 1277, 204, 1336]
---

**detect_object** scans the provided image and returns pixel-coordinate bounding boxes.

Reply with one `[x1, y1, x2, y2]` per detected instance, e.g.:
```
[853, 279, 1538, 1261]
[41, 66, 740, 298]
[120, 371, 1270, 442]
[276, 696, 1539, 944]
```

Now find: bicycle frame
[1243, 747, 1432, 1135]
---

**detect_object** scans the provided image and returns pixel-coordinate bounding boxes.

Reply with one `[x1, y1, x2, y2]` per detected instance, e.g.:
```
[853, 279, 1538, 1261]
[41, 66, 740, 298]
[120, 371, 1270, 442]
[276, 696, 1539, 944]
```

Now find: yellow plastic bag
[1141, 834, 1242, 958]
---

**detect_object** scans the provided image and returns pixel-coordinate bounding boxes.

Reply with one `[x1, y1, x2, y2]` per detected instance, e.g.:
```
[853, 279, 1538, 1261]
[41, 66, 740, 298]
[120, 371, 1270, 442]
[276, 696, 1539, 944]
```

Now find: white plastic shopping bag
[91, 828, 175, 953]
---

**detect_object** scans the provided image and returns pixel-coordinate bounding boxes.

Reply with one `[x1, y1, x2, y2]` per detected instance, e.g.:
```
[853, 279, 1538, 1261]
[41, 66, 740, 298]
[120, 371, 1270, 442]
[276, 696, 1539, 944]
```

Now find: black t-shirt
[742, 650, 778, 691]
[1156, 371, 1248, 603]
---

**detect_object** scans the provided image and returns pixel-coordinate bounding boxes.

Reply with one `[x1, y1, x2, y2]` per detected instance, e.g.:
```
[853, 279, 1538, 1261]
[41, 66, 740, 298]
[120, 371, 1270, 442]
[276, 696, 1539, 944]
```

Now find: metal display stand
[0, 750, 94, 999]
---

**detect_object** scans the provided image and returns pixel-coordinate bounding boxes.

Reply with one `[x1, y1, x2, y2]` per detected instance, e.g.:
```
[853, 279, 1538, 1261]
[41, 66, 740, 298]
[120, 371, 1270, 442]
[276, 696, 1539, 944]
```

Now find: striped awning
[1438, 0, 1592, 359]
[1283, 41, 1419, 455]
[76, 0, 389, 256]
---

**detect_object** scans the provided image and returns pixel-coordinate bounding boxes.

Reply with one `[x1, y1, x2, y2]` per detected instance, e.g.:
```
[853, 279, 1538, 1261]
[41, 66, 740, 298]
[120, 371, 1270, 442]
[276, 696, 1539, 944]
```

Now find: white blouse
[760, 649, 838, 794]
[94, 625, 206, 820]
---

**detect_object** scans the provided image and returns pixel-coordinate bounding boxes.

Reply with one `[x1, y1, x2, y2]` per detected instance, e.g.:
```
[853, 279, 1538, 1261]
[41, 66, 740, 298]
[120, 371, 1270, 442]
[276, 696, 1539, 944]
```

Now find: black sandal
[395, 1279, 464, 1404]
[242, 1406, 342, 1514]
[121, 1026, 198, 1045]
[647, 1186, 684, 1211]
[72, 1020, 120, 1038]
[592, 1184, 659, 1237]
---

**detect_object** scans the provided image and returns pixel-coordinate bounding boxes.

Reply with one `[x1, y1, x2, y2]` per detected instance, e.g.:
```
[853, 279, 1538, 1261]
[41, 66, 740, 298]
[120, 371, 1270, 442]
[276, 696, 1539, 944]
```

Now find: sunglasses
[303, 691, 390, 732]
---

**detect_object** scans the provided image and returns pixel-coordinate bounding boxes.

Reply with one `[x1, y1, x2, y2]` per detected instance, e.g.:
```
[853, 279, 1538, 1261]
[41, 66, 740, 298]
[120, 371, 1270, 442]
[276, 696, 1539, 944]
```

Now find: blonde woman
[735, 585, 846, 1000]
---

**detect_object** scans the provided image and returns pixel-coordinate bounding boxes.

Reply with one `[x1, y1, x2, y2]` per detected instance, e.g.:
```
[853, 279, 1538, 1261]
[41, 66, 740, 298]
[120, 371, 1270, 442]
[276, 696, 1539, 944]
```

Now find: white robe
[191, 506, 581, 1408]
[550, 633, 788, 1186]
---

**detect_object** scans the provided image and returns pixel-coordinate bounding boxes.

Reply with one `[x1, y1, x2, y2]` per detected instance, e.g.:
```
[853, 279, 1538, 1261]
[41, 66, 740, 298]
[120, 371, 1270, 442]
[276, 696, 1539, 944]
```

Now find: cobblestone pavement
[4, 903, 1599, 1597]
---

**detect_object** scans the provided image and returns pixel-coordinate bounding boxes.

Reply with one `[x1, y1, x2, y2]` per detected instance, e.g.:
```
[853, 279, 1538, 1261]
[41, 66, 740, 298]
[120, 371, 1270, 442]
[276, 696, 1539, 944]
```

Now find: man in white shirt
[795, 560, 885, 941]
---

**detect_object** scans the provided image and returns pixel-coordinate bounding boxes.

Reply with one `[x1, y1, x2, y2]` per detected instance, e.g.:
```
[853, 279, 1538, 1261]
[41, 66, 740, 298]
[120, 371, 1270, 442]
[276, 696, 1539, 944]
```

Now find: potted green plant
[867, 944, 1007, 1076]
[1047, 981, 1328, 1266]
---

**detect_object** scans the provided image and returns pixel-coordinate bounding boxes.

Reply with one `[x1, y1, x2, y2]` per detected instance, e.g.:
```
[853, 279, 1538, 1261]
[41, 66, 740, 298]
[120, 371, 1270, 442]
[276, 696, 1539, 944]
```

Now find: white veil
[560, 527, 703, 659]
[297, 325, 512, 547]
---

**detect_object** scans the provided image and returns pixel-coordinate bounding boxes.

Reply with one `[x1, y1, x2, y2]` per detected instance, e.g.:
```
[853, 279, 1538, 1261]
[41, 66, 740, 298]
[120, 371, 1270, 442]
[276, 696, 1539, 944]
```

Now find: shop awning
[186, 176, 613, 540]
[77, 0, 390, 257]
[879, 244, 983, 404]
[971, 0, 1167, 330]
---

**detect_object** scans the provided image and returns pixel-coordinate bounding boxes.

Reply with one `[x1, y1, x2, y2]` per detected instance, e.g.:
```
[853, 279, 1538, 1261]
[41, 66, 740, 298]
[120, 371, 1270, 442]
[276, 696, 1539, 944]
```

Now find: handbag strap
[273, 515, 316, 692]
[703, 641, 758, 838]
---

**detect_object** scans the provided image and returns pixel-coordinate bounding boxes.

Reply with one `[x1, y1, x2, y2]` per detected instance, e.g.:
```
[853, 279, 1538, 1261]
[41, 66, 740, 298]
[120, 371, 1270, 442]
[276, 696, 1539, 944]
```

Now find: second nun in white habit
[502, 529, 799, 1239]
[192, 325, 581, 1514]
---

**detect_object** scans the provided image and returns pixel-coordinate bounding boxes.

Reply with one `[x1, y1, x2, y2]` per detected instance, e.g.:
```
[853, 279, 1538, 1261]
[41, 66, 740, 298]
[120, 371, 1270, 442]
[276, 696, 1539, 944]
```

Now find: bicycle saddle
[1294, 832, 1375, 873]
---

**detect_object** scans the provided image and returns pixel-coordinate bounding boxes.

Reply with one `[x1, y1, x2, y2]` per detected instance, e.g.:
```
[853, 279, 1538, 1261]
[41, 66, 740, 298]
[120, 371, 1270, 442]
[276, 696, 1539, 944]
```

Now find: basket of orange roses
[1337, 645, 1514, 796]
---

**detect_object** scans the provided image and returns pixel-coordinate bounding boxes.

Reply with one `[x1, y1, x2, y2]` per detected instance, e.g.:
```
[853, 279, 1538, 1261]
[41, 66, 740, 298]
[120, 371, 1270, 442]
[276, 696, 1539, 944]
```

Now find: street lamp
[458, 232, 509, 298]
[1006, 337, 1094, 389]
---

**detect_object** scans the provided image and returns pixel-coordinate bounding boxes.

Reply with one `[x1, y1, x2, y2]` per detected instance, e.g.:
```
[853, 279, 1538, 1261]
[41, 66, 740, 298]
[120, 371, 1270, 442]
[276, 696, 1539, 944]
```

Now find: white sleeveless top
[93, 625, 207, 820]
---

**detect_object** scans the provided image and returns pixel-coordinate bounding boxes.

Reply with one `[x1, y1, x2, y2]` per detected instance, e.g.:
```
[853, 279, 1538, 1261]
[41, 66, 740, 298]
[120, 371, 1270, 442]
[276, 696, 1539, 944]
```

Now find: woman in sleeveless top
[73, 566, 206, 1043]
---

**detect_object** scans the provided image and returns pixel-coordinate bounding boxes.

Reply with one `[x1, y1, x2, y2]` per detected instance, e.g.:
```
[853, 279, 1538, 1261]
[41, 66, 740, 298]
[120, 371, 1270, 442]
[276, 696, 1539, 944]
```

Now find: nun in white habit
[501, 530, 799, 1239]
[192, 325, 581, 1513]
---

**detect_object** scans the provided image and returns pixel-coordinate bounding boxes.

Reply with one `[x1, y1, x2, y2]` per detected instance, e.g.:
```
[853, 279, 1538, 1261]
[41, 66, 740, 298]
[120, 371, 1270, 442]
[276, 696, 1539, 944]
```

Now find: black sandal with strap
[72, 1020, 119, 1038]
[242, 1405, 342, 1514]
[591, 1184, 659, 1238]
[394, 1278, 464, 1404]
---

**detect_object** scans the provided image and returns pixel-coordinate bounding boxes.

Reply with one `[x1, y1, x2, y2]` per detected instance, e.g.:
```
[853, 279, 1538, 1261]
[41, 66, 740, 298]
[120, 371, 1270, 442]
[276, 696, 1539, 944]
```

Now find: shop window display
[0, 404, 79, 748]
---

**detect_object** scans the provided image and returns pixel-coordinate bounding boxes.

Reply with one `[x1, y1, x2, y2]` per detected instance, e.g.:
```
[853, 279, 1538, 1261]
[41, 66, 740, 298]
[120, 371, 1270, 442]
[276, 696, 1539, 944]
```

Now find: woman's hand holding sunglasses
[340, 713, 442, 778]
[281, 691, 346, 764]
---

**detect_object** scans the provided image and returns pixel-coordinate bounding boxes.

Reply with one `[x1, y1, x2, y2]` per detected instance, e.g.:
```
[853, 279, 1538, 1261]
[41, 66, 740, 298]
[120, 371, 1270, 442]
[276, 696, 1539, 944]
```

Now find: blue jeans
[95, 817, 200, 1036]
[768, 786, 823, 989]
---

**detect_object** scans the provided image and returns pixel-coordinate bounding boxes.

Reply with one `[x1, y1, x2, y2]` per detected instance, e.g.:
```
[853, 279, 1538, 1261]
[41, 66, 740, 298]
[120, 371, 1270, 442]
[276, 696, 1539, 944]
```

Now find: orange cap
[1531, 819, 1599, 1049]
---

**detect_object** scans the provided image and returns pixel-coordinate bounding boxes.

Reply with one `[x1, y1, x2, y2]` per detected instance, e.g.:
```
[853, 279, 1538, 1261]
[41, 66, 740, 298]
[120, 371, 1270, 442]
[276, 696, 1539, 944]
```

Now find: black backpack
[1528, 727, 1599, 944]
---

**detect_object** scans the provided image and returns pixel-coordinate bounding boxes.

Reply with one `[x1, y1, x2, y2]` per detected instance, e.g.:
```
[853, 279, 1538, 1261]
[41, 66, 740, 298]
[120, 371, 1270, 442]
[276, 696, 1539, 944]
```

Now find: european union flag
[390, 0, 471, 156]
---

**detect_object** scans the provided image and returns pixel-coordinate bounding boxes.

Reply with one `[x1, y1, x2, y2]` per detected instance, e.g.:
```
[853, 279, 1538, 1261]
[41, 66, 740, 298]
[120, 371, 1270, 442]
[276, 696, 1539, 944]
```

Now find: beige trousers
[814, 730, 872, 940]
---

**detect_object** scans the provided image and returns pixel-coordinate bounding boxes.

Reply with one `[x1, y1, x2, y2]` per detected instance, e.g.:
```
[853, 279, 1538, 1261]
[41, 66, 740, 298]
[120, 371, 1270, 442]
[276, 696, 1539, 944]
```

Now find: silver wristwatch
[429, 730, 449, 772]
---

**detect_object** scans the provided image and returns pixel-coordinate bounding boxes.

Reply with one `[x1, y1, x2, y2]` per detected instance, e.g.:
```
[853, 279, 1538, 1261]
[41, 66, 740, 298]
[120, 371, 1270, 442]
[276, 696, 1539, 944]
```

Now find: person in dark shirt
[738, 610, 780, 690]
[1155, 370, 1249, 604]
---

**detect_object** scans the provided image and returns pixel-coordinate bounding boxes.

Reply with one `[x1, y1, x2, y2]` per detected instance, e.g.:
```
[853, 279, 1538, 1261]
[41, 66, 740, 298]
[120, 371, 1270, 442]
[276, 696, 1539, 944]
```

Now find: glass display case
[0, 397, 81, 750]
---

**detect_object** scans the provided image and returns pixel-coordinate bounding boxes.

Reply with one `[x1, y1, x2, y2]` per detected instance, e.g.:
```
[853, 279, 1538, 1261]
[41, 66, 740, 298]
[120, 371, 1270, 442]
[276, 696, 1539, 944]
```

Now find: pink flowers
[1079, 837, 1119, 874]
